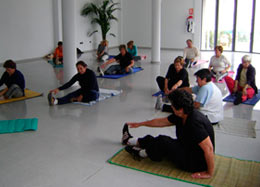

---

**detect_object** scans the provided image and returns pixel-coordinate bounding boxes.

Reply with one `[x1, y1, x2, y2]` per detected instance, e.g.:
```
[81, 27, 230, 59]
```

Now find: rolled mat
[223, 89, 260, 105]
[108, 149, 260, 187]
[192, 59, 209, 67]
[0, 118, 38, 134]
[0, 89, 43, 105]
[97, 67, 143, 79]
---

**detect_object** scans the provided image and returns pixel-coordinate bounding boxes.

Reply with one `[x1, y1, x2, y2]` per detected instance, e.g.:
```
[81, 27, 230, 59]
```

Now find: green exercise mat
[0, 118, 38, 134]
[108, 149, 260, 187]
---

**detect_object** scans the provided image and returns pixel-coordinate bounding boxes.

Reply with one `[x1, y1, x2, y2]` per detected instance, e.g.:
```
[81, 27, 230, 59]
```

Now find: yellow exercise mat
[108, 149, 260, 187]
[0, 89, 43, 104]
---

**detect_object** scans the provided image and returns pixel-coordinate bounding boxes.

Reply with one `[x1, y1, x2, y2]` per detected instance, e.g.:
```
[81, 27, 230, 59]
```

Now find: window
[253, 0, 260, 53]
[217, 0, 234, 51]
[235, 0, 253, 51]
[201, 0, 216, 50]
[202, 0, 258, 53]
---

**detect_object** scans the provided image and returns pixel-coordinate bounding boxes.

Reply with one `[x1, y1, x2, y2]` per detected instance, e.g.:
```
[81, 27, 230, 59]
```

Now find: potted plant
[81, 0, 120, 40]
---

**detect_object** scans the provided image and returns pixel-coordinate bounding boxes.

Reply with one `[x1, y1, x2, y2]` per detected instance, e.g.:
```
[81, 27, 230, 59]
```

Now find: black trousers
[162, 104, 173, 113]
[184, 58, 191, 68]
[133, 56, 141, 61]
[156, 76, 174, 92]
[138, 135, 207, 172]
[57, 89, 99, 105]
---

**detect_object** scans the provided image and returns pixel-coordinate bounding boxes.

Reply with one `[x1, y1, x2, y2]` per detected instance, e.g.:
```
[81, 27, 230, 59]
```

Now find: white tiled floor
[0, 49, 259, 187]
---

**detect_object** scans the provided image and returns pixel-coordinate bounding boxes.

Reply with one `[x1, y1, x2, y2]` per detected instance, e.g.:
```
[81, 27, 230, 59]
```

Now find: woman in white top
[208, 46, 231, 82]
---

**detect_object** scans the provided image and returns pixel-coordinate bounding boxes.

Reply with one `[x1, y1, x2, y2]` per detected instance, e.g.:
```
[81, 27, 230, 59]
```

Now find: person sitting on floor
[48, 61, 99, 106]
[122, 90, 215, 179]
[158, 69, 223, 125]
[97, 40, 109, 62]
[97, 44, 134, 76]
[224, 55, 257, 105]
[208, 46, 231, 82]
[155, 56, 189, 109]
[183, 69, 223, 125]
[183, 39, 200, 68]
[127, 40, 141, 61]
[53, 41, 63, 65]
[0, 60, 25, 99]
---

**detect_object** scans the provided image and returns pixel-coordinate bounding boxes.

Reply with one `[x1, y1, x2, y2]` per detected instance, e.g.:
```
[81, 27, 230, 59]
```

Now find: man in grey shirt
[183, 39, 200, 68]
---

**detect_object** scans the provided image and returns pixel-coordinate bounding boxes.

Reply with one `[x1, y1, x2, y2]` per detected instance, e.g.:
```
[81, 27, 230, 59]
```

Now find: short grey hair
[242, 55, 251, 63]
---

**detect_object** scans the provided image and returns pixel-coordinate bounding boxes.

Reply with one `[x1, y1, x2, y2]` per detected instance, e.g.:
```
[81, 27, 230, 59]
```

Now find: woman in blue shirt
[127, 41, 141, 61]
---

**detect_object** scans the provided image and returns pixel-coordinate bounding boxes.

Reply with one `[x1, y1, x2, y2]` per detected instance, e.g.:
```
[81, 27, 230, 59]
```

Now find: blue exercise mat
[47, 60, 63, 68]
[152, 91, 165, 97]
[223, 90, 260, 105]
[97, 67, 143, 79]
[108, 55, 116, 60]
[0, 118, 38, 134]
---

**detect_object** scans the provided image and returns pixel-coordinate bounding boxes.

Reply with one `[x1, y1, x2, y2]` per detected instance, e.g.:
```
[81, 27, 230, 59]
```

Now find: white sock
[139, 149, 148, 158]
[54, 98, 58, 105]
[127, 137, 138, 146]
[160, 102, 164, 109]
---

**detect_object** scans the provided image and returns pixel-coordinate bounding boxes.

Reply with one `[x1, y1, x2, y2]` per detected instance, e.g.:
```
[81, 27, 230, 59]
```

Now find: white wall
[0, 0, 122, 62]
[121, 0, 152, 47]
[0, 0, 201, 62]
[121, 0, 202, 50]
[0, 0, 54, 62]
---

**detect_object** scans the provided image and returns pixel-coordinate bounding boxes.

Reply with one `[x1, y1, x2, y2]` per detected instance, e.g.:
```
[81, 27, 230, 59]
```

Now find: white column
[62, 0, 77, 82]
[193, 0, 202, 49]
[53, 0, 63, 46]
[151, 0, 161, 63]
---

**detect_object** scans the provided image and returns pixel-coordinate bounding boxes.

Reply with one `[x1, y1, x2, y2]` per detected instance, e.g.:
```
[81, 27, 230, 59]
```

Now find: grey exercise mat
[214, 117, 256, 138]
[153, 112, 256, 138]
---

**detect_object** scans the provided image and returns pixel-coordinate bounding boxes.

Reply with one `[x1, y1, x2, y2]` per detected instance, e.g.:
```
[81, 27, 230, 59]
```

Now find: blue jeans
[104, 65, 133, 75]
[57, 89, 99, 105]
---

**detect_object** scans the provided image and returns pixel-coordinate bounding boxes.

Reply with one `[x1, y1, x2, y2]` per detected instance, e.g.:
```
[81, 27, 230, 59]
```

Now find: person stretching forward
[48, 61, 99, 105]
[122, 90, 215, 179]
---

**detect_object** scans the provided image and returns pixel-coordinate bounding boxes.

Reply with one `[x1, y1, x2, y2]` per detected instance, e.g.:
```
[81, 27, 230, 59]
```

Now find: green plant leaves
[81, 0, 120, 40]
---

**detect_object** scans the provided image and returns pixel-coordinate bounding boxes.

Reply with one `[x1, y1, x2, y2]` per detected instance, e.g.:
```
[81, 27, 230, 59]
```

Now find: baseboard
[137, 46, 183, 51]
[0, 47, 184, 65]
[0, 57, 44, 66]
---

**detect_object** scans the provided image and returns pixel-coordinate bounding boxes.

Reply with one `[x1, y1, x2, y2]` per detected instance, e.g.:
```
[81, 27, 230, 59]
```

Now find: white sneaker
[97, 67, 104, 76]
[155, 96, 163, 110]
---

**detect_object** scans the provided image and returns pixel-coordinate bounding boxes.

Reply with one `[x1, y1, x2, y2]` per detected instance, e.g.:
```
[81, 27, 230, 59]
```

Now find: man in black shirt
[97, 45, 134, 76]
[0, 60, 25, 99]
[48, 61, 99, 105]
[122, 90, 215, 179]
